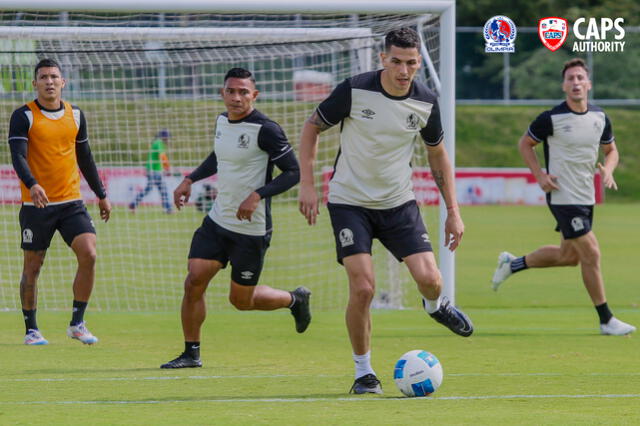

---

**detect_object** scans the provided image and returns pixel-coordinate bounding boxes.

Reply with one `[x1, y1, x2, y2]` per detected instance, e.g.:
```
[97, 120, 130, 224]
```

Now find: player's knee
[350, 281, 376, 304]
[417, 270, 441, 289]
[23, 260, 44, 278]
[22, 257, 44, 279]
[77, 249, 97, 268]
[184, 272, 208, 294]
[563, 254, 580, 266]
[229, 294, 253, 311]
[579, 247, 600, 266]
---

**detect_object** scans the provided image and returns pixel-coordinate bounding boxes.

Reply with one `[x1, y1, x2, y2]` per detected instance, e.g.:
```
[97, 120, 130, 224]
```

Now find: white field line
[0, 394, 640, 405]
[2, 372, 639, 383]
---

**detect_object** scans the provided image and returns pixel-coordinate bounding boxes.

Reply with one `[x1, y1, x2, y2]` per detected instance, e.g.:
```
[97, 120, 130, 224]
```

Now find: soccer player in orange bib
[8, 58, 111, 345]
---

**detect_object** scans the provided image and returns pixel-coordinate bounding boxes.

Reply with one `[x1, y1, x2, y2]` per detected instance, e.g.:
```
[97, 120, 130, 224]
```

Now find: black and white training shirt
[528, 101, 614, 205]
[206, 109, 298, 236]
[317, 70, 443, 209]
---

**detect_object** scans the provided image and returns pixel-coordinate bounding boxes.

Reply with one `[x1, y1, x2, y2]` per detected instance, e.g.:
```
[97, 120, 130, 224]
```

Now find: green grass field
[1, 204, 639, 424]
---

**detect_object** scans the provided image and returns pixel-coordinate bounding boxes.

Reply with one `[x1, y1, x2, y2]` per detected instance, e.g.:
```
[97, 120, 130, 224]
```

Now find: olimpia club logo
[483, 15, 516, 53]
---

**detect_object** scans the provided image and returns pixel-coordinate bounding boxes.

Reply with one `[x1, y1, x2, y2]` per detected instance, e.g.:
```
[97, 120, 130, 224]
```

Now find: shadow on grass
[23, 367, 165, 375]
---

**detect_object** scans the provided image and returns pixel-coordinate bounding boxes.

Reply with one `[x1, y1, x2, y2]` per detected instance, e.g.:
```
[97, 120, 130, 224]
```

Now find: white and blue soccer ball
[393, 349, 443, 397]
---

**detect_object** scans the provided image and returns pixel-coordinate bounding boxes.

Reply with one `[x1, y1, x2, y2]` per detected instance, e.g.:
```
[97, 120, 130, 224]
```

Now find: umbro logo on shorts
[241, 271, 254, 280]
[339, 228, 354, 247]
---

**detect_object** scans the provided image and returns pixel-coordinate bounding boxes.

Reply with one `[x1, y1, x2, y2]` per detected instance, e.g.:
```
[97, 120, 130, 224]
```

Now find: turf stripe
[0, 394, 639, 405]
[3, 372, 639, 383]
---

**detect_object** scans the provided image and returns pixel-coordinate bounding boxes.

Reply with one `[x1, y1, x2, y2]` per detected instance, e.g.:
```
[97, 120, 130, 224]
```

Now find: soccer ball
[393, 349, 443, 397]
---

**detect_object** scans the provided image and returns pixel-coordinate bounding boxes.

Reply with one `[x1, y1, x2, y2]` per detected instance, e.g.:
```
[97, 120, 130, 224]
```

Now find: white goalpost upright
[0, 0, 456, 311]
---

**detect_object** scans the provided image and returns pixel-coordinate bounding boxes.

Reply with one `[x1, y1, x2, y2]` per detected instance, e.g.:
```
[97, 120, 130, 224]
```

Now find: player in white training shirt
[161, 68, 311, 369]
[491, 58, 635, 336]
[298, 28, 473, 394]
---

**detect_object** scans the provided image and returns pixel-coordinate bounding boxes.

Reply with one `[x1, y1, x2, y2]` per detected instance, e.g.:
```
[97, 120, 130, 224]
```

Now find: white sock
[423, 297, 440, 314]
[353, 351, 375, 379]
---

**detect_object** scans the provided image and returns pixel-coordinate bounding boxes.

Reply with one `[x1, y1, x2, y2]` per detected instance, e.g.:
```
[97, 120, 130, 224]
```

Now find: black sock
[70, 300, 88, 326]
[185, 341, 200, 359]
[595, 302, 613, 324]
[510, 256, 528, 273]
[22, 309, 38, 334]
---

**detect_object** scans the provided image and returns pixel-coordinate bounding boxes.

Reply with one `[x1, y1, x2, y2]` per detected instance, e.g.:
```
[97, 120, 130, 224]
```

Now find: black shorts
[548, 204, 594, 239]
[188, 216, 271, 286]
[19, 200, 96, 251]
[327, 200, 432, 264]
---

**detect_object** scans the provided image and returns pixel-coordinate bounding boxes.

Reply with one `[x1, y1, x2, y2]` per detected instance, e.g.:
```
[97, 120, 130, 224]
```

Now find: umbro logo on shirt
[361, 109, 376, 119]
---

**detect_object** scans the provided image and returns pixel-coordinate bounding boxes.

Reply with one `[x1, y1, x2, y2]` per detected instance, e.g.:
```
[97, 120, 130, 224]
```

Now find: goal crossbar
[0, 26, 373, 42]
[0, 0, 454, 14]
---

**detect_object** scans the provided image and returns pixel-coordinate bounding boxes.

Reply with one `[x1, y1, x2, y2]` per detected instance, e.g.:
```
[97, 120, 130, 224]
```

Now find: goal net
[0, 8, 451, 312]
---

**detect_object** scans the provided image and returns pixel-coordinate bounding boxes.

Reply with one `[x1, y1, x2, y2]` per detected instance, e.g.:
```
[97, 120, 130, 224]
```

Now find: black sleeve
[315, 79, 351, 127]
[187, 151, 218, 182]
[527, 111, 553, 143]
[76, 142, 107, 199]
[8, 109, 36, 188]
[9, 140, 37, 188]
[420, 99, 444, 146]
[255, 121, 300, 199]
[75, 108, 88, 142]
[8, 108, 29, 142]
[600, 114, 614, 144]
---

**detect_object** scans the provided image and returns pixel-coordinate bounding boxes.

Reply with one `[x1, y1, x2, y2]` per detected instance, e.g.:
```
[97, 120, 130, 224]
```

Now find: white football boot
[600, 317, 636, 336]
[24, 329, 49, 345]
[491, 251, 516, 291]
[67, 322, 99, 344]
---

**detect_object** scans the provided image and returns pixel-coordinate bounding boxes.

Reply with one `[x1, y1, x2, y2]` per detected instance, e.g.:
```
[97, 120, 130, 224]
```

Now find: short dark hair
[34, 58, 62, 79]
[156, 129, 171, 139]
[384, 27, 420, 51]
[562, 58, 589, 79]
[223, 67, 255, 84]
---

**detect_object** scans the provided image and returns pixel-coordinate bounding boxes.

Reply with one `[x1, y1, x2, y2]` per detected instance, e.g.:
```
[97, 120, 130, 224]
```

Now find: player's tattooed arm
[432, 169, 446, 195]
[307, 111, 332, 133]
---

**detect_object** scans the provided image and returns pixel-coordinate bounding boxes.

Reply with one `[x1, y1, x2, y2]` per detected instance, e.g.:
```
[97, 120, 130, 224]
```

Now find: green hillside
[456, 105, 640, 202]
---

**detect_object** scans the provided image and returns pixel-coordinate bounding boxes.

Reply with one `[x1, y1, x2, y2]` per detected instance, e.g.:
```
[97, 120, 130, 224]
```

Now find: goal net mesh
[0, 11, 442, 311]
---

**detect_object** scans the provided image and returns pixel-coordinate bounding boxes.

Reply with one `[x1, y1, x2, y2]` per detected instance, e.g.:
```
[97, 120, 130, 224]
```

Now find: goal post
[0, 1, 456, 311]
